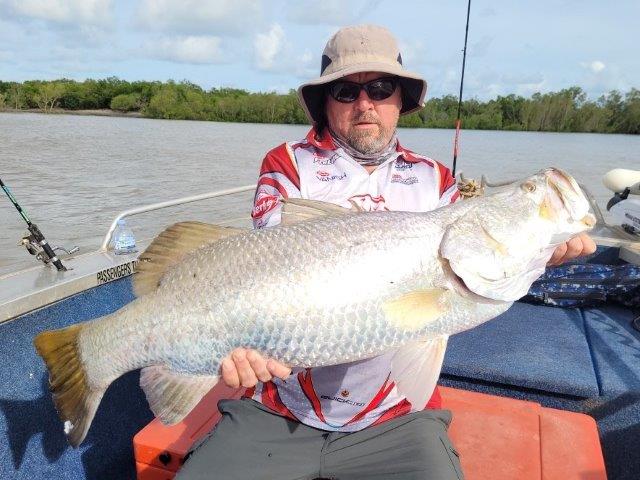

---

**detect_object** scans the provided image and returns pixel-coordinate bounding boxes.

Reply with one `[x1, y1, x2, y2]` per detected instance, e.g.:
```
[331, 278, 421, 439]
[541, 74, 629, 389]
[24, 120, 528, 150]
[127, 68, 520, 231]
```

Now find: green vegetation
[0, 78, 638, 134]
[110, 92, 142, 112]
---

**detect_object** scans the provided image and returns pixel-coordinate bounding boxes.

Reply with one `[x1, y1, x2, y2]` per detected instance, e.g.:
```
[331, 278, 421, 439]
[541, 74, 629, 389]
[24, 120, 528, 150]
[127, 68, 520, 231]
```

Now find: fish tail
[34, 323, 105, 447]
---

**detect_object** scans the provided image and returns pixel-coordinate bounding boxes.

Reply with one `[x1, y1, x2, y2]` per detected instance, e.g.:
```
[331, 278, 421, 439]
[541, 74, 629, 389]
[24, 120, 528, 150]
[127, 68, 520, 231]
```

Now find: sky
[0, 0, 638, 101]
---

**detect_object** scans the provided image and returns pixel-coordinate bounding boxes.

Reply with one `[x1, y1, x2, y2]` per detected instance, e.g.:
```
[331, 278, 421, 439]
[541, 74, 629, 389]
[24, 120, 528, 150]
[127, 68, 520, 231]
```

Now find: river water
[0, 112, 638, 274]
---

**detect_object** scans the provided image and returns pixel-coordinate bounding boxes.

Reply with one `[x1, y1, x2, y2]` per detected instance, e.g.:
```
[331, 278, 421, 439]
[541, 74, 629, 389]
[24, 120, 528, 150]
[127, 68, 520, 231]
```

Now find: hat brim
[297, 62, 427, 124]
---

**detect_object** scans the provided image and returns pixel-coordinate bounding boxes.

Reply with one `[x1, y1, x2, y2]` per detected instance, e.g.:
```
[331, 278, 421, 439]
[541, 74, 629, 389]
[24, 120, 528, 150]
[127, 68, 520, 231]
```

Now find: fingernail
[222, 359, 232, 371]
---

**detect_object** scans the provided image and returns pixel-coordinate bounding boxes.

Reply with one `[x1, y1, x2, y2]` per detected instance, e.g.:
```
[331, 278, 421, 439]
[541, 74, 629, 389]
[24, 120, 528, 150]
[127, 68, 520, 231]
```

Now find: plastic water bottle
[112, 219, 137, 255]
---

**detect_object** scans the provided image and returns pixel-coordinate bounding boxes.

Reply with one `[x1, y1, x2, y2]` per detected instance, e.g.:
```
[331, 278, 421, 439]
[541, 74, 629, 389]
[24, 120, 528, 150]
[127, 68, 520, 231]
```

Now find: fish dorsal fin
[281, 198, 356, 225]
[383, 289, 449, 331]
[139, 365, 220, 425]
[134, 221, 244, 297]
[390, 337, 448, 408]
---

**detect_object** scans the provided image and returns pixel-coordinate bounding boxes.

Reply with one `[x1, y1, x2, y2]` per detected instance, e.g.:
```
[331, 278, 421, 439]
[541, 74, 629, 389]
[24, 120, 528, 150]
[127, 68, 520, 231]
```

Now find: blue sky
[0, 0, 638, 101]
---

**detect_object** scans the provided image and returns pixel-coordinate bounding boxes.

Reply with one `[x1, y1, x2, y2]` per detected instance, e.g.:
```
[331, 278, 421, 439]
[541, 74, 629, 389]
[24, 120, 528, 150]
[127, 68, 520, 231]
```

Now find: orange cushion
[134, 385, 607, 480]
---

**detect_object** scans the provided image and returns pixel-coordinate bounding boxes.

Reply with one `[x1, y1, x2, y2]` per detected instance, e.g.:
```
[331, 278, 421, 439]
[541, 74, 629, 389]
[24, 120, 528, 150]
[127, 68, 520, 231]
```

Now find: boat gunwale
[1, 185, 257, 323]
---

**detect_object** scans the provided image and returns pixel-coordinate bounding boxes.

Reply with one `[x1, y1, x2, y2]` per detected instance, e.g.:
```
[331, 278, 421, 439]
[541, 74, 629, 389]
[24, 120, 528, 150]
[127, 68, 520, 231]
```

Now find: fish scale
[148, 212, 458, 370]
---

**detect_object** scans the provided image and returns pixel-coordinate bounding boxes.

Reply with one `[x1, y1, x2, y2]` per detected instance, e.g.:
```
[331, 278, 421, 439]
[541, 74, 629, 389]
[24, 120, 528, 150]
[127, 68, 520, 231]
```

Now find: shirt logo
[316, 170, 347, 182]
[340, 389, 350, 398]
[313, 153, 338, 165]
[395, 159, 413, 171]
[320, 395, 365, 407]
[251, 194, 279, 219]
[348, 194, 388, 212]
[391, 174, 419, 185]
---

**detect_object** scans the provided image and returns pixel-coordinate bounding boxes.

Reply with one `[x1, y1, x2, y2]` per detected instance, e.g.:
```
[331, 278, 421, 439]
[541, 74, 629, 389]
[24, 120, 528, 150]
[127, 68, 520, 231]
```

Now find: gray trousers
[176, 398, 464, 480]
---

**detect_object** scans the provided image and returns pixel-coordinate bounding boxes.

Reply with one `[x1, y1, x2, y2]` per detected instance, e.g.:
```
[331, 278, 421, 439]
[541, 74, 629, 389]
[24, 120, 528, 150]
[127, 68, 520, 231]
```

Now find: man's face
[325, 71, 402, 154]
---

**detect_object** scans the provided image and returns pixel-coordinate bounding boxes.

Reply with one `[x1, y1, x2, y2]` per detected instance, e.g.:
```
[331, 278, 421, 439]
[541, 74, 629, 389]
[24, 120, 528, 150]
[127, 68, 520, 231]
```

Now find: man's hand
[221, 348, 292, 388]
[547, 232, 597, 266]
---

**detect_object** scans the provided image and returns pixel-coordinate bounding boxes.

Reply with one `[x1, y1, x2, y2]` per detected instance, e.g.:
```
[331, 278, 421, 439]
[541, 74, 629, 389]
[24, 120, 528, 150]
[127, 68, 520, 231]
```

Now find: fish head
[440, 168, 595, 302]
[533, 167, 596, 241]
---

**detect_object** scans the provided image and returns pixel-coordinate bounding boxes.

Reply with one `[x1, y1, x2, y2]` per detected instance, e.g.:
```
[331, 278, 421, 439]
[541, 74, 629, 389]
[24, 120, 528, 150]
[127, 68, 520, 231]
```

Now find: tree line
[0, 78, 638, 134]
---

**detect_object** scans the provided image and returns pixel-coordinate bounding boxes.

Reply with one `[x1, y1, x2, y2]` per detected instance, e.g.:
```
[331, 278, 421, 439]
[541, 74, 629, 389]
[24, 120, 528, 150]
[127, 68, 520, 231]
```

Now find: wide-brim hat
[298, 24, 428, 125]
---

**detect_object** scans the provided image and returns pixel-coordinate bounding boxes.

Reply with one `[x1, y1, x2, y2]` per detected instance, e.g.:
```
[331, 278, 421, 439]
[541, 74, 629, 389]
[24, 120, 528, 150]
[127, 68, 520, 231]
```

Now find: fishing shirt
[246, 127, 460, 432]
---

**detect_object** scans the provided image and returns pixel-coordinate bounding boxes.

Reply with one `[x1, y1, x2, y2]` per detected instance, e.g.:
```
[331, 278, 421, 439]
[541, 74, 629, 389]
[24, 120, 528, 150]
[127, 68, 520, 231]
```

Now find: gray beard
[329, 128, 398, 166]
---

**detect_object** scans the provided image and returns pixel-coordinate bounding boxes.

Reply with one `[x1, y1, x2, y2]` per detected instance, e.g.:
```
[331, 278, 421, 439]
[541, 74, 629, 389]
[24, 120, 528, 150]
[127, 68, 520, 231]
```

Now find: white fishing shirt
[247, 127, 459, 432]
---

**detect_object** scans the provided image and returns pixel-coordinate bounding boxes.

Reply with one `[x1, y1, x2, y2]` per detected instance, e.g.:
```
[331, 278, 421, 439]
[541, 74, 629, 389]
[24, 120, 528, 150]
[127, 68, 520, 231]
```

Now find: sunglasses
[327, 77, 399, 103]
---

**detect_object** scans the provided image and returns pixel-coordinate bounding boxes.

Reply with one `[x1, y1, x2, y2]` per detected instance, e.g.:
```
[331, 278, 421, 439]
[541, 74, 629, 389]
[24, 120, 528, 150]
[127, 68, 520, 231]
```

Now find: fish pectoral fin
[281, 198, 355, 225]
[140, 366, 219, 425]
[390, 337, 448, 408]
[383, 289, 449, 331]
[134, 221, 244, 297]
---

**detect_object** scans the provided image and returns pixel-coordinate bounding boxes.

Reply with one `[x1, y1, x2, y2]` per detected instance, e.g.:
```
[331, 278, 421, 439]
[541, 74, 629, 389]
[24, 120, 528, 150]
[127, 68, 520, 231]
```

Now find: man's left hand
[547, 232, 597, 266]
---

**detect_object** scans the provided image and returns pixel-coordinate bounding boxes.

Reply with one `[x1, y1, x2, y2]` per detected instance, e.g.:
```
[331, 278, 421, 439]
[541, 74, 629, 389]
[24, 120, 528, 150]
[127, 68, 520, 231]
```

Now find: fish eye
[521, 181, 536, 193]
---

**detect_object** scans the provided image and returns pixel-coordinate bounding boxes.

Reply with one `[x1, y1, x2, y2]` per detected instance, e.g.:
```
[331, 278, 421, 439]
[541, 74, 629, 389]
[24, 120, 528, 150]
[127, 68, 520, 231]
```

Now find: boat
[0, 173, 638, 479]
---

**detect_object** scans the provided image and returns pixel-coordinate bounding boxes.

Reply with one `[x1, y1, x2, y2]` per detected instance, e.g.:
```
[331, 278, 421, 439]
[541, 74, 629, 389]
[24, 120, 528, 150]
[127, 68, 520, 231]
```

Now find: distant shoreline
[1, 108, 143, 119]
[2, 78, 637, 133]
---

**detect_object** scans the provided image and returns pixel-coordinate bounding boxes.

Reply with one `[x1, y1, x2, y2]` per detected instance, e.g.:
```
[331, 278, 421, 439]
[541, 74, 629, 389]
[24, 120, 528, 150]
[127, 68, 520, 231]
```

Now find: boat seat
[133, 385, 607, 480]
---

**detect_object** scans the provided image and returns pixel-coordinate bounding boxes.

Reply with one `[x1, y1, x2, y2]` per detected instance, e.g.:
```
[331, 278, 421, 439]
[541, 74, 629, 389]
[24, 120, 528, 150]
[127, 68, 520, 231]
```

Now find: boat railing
[100, 185, 256, 250]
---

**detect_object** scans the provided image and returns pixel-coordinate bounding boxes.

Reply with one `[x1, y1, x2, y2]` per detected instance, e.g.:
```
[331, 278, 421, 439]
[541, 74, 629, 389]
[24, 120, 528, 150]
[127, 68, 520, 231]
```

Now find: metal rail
[101, 185, 256, 250]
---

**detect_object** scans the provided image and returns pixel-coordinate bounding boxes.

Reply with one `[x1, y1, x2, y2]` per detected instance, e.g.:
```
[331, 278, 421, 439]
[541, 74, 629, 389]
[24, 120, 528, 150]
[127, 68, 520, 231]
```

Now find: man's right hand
[221, 348, 292, 388]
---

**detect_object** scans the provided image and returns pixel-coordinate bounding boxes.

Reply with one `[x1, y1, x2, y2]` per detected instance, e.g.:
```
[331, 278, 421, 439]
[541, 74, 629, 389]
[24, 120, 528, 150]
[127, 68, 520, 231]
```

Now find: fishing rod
[0, 176, 68, 271]
[452, 0, 472, 178]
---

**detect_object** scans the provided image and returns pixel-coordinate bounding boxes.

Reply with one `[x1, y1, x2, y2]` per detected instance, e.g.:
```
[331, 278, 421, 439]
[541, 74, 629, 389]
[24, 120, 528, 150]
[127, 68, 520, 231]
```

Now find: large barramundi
[34, 168, 594, 446]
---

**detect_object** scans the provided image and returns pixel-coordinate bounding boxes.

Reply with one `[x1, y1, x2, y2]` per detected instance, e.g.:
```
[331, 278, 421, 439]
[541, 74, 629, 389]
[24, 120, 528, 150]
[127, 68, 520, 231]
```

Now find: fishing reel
[2, 177, 75, 272]
[604, 169, 640, 236]
[19, 233, 79, 266]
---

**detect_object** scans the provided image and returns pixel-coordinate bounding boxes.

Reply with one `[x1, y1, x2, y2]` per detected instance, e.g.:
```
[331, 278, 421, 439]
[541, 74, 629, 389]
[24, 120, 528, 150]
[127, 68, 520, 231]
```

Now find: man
[178, 24, 596, 480]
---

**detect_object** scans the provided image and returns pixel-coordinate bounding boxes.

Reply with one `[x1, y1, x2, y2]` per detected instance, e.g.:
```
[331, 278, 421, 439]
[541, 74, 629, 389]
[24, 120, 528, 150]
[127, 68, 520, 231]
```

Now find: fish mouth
[543, 168, 594, 227]
[546, 167, 578, 193]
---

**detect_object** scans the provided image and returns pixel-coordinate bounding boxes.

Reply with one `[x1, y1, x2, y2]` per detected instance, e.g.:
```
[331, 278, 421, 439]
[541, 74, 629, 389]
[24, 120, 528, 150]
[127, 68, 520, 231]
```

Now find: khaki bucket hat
[298, 24, 428, 124]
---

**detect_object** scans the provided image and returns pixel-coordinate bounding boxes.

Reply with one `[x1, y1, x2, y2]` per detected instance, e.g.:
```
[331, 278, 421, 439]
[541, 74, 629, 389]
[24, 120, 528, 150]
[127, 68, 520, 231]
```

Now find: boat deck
[0, 276, 152, 480]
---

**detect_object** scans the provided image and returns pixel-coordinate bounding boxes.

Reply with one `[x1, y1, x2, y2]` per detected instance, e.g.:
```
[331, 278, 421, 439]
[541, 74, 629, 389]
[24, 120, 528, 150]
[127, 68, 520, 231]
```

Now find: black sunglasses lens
[330, 82, 361, 103]
[365, 79, 396, 100]
[328, 78, 397, 103]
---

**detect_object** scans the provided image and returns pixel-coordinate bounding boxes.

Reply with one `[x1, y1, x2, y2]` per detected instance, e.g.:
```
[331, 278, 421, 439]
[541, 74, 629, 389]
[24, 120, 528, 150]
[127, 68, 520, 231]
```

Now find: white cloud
[470, 36, 493, 58]
[581, 60, 606, 73]
[580, 63, 628, 98]
[293, 49, 317, 79]
[1, 0, 112, 25]
[398, 40, 428, 69]
[513, 79, 548, 97]
[479, 7, 496, 17]
[137, 0, 262, 35]
[254, 24, 285, 71]
[286, 0, 382, 25]
[456, 70, 547, 100]
[146, 36, 224, 64]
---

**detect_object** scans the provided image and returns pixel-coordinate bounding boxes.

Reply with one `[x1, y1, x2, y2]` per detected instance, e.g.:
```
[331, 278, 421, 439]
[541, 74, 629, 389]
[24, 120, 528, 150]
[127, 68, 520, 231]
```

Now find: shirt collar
[305, 127, 337, 150]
